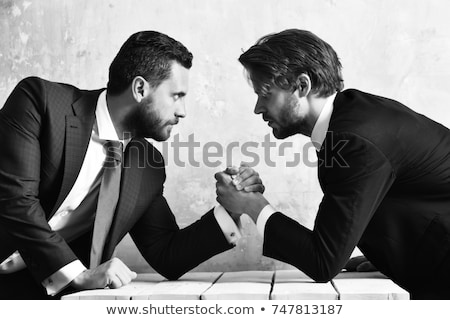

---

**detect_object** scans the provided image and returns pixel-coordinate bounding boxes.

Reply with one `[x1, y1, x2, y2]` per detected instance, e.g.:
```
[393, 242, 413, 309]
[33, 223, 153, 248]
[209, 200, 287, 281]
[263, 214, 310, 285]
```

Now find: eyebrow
[254, 89, 271, 98]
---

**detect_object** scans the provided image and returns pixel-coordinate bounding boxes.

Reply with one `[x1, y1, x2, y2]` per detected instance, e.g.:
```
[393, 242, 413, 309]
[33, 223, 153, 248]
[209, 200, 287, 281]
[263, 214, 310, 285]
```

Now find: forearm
[263, 212, 345, 282]
[131, 209, 233, 280]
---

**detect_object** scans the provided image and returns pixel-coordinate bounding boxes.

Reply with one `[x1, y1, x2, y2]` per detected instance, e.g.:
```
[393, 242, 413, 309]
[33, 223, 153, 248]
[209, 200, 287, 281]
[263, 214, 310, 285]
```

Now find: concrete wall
[1, 0, 450, 272]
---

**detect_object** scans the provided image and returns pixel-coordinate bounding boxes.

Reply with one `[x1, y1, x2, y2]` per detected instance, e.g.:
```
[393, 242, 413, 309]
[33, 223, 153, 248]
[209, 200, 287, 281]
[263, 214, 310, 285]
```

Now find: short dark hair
[238, 29, 344, 98]
[107, 31, 193, 95]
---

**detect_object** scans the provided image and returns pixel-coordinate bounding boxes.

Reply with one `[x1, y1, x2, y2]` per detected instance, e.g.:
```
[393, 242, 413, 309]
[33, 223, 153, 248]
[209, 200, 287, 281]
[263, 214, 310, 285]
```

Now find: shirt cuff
[0, 251, 26, 274]
[213, 205, 242, 245]
[256, 204, 277, 237]
[42, 260, 86, 296]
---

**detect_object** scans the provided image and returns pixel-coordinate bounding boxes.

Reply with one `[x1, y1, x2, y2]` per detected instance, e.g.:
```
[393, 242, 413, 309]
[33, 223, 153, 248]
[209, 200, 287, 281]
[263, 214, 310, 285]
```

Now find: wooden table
[61, 270, 409, 300]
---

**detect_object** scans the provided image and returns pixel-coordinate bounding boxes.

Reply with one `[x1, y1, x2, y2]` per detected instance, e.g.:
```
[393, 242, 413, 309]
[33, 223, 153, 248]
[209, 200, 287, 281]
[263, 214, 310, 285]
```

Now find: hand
[344, 255, 377, 272]
[224, 163, 265, 193]
[71, 257, 137, 290]
[215, 171, 268, 223]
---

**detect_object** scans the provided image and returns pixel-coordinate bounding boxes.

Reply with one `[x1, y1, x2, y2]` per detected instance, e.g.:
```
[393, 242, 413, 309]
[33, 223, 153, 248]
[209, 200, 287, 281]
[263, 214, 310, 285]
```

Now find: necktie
[90, 140, 123, 268]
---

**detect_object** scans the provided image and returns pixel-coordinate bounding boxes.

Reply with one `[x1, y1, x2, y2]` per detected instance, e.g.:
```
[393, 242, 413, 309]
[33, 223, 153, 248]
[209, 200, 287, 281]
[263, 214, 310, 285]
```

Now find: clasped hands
[215, 164, 269, 224]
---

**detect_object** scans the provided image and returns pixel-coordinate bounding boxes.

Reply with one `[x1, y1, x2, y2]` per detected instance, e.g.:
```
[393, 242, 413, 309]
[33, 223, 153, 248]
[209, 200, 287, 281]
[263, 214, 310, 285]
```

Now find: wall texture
[1, 0, 449, 272]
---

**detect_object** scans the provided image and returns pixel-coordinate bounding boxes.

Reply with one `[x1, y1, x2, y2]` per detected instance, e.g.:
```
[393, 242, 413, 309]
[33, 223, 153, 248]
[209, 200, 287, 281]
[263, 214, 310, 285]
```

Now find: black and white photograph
[0, 0, 449, 318]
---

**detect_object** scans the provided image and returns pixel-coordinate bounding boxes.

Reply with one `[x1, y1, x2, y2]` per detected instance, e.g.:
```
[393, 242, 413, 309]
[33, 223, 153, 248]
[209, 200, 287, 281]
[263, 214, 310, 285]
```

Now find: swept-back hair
[107, 31, 193, 95]
[239, 29, 343, 97]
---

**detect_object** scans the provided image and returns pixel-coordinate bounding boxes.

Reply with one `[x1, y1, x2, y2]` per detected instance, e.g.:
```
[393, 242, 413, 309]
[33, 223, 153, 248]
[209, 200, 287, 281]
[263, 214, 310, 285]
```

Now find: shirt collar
[310, 92, 337, 151]
[95, 90, 120, 142]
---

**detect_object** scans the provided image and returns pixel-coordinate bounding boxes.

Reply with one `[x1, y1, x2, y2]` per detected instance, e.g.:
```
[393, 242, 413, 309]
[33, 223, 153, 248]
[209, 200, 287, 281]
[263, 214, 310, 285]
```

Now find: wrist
[229, 212, 242, 224]
[70, 270, 88, 289]
[245, 194, 269, 224]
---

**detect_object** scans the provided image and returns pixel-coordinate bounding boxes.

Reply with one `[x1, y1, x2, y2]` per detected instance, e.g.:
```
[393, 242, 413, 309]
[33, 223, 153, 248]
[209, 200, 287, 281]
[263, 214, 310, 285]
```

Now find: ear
[131, 76, 149, 103]
[294, 73, 312, 98]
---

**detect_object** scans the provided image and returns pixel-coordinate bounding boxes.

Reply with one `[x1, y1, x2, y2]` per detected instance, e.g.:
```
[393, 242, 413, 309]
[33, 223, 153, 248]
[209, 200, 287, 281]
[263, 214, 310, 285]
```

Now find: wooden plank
[332, 272, 410, 300]
[132, 272, 223, 300]
[271, 269, 338, 300]
[201, 271, 274, 300]
[214, 270, 274, 283]
[61, 273, 165, 300]
[61, 281, 160, 300]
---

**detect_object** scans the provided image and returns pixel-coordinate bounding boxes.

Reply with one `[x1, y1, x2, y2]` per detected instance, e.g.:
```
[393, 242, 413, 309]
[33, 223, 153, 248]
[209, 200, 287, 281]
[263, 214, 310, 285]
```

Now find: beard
[123, 99, 172, 141]
[271, 94, 305, 139]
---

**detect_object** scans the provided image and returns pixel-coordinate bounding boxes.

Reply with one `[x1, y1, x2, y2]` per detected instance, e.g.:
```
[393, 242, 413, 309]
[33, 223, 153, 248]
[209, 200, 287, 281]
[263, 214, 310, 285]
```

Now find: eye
[255, 88, 272, 100]
[173, 93, 185, 101]
[258, 92, 271, 100]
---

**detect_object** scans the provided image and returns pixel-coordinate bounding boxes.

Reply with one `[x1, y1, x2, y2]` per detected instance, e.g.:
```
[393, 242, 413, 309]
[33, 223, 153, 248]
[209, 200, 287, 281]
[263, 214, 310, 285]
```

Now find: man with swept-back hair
[216, 29, 450, 299]
[0, 30, 263, 299]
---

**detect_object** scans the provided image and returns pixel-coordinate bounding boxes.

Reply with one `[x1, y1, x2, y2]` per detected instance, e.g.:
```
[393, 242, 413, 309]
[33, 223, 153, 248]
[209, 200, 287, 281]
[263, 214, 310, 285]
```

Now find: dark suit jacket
[0, 77, 232, 293]
[263, 89, 450, 297]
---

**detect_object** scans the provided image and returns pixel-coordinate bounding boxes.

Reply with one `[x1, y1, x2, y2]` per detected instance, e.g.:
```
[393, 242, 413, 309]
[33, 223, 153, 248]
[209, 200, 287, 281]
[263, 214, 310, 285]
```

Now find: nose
[254, 97, 265, 115]
[175, 100, 186, 118]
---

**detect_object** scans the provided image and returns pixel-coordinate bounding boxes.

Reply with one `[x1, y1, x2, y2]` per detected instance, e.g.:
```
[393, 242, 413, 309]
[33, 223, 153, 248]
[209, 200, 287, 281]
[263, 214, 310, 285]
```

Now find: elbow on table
[311, 274, 334, 283]
[163, 273, 182, 281]
[156, 267, 185, 281]
[307, 266, 341, 283]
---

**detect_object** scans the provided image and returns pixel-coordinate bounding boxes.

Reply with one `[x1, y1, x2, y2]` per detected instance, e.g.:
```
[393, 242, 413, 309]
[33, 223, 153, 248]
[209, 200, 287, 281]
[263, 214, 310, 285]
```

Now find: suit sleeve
[0, 78, 78, 282]
[263, 133, 396, 282]
[129, 189, 234, 280]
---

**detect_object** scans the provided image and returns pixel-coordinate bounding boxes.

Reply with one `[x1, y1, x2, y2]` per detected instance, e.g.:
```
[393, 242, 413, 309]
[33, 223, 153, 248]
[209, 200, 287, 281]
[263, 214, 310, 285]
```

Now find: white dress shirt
[0, 90, 240, 295]
[255, 93, 337, 237]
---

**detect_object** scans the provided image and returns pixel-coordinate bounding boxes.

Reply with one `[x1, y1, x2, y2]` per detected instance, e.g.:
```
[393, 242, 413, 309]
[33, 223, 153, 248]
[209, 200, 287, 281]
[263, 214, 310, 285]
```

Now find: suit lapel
[51, 90, 102, 216]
